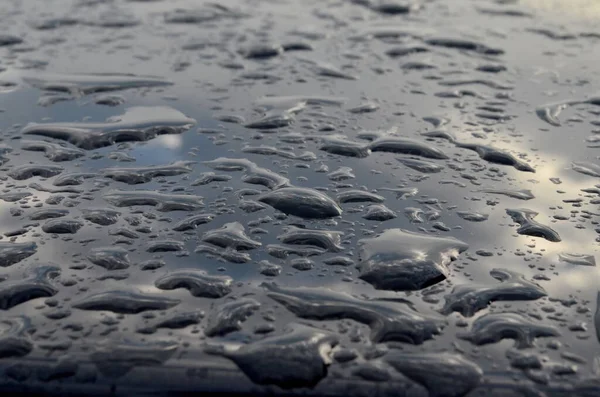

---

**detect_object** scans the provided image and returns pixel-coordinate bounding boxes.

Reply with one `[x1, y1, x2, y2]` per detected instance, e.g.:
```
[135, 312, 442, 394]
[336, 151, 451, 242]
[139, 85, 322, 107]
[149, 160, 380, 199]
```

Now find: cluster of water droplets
[0, 0, 598, 395]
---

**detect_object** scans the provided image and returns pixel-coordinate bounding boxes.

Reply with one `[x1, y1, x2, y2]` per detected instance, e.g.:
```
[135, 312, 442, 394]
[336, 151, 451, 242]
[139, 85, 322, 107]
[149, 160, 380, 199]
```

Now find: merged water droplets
[82, 209, 120, 226]
[459, 312, 561, 349]
[242, 145, 316, 162]
[536, 96, 600, 126]
[0, 192, 32, 203]
[29, 209, 69, 221]
[0, 317, 33, 358]
[88, 247, 130, 270]
[455, 142, 535, 172]
[456, 210, 489, 222]
[327, 166, 355, 181]
[171, 213, 214, 231]
[558, 253, 596, 267]
[155, 270, 232, 298]
[8, 164, 64, 180]
[103, 190, 204, 211]
[21, 72, 172, 96]
[572, 162, 600, 178]
[21, 141, 85, 162]
[22, 106, 195, 150]
[100, 161, 195, 184]
[0, 265, 60, 310]
[277, 226, 343, 252]
[91, 339, 178, 378]
[479, 188, 535, 201]
[146, 240, 186, 253]
[397, 157, 445, 173]
[137, 310, 204, 335]
[0, 242, 37, 268]
[204, 298, 260, 337]
[441, 269, 547, 317]
[266, 244, 325, 259]
[191, 172, 232, 186]
[506, 208, 562, 242]
[203, 157, 290, 190]
[208, 323, 337, 388]
[357, 228, 469, 291]
[201, 222, 261, 251]
[263, 282, 442, 344]
[53, 172, 97, 186]
[383, 352, 483, 397]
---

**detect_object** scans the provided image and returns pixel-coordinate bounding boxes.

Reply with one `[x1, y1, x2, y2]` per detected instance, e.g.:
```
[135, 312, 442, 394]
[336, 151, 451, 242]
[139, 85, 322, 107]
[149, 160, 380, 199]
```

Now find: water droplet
[0, 242, 37, 267]
[459, 312, 560, 349]
[357, 228, 468, 290]
[263, 282, 442, 343]
[23, 106, 195, 150]
[100, 161, 195, 184]
[506, 208, 561, 242]
[42, 219, 84, 234]
[73, 290, 180, 314]
[103, 190, 204, 211]
[384, 352, 483, 397]
[0, 265, 60, 310]
[204, 298, 260, 337]
[337, 190, 385, 204]
[155, 270, 232, 298]
[441, 269, 547, 317]
[208, 323, 337, 388]
[8, 164, 64, 180]
[258, 187, 342, 219]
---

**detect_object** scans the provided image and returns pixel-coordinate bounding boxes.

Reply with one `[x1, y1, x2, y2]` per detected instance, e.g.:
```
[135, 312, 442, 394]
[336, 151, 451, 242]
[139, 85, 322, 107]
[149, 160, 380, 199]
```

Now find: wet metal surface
[0, 0, 599, 395]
